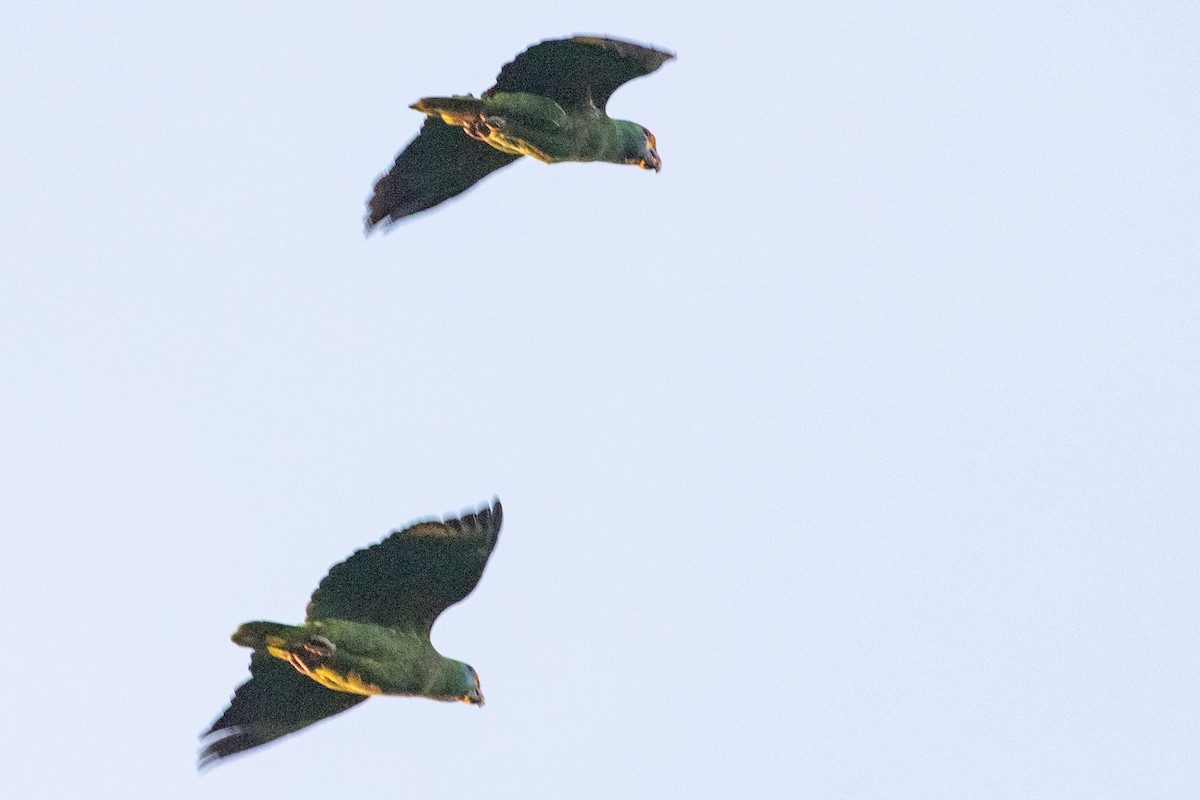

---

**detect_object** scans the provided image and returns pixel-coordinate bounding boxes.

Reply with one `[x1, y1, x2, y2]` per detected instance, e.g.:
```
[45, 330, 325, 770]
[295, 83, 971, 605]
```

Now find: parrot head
[617, 121, 662, 172]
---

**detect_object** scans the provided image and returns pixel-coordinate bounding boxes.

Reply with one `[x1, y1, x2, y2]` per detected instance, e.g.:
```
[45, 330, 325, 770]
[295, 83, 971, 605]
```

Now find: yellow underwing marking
[436, 111, 474, 127]
[483, 129, 552, 162]
[308, 666, 383, 696]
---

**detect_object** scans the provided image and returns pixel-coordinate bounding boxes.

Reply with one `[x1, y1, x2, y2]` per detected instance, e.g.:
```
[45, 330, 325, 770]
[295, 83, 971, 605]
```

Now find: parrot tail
[410, 95, 486, 127]
[231, 620, 298, 650]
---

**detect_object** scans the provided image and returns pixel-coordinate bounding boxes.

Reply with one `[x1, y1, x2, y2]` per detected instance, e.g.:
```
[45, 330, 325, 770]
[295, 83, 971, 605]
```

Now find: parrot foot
[288, 635, 335, 676]
[464, 116, 506, 141]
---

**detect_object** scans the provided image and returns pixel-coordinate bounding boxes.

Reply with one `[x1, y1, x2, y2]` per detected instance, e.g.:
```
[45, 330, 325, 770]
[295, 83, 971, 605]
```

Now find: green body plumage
[410, 93, 653, 166]
[231, 619, 475, 699]
[366, 35, 674, 229]
[199, 500, 501, 768]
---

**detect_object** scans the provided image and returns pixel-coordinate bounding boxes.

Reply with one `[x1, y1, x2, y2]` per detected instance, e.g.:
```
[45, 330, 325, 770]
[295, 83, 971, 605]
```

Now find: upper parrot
[199, 499, 502, 769]
[365, 35, 674, 230]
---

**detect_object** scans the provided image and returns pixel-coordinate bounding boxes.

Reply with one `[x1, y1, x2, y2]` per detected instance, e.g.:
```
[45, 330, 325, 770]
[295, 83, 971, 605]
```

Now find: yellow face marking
[646, 131, 657, 149]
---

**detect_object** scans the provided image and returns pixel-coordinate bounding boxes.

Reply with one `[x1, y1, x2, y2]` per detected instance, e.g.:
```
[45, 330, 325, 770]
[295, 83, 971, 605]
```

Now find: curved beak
[645, 149, 662, 172]
[462, 685, 485, 706]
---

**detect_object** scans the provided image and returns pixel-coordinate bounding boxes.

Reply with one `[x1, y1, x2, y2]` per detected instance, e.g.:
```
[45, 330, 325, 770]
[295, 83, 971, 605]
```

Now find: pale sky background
[2, 2, 1198, 797]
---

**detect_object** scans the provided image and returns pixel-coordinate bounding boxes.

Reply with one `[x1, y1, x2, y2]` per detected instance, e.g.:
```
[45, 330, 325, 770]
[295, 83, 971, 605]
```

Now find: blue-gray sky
[2, 2, 1197, 797]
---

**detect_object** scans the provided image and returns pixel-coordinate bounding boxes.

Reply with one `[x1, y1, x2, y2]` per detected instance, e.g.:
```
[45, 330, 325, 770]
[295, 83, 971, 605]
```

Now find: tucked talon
[464, 119, 490, 141]
[289, 635, 335, 675]
[303, 635, 335, 656]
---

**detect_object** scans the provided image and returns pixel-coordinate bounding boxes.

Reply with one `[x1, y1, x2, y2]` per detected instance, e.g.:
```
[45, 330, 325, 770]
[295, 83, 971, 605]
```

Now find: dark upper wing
[483, 35, 674, 113]
[198, 652, 367, 769]
[306, 499, 502, 636]
[365, 119, 520, 230]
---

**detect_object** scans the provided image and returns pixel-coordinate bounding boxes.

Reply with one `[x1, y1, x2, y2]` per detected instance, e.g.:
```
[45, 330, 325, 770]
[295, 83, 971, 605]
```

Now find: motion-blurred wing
[307, 499, 502, 636]
[484, 36, 674, 112]
[199, 652, 367, 769]
[366, 119, 520, 229]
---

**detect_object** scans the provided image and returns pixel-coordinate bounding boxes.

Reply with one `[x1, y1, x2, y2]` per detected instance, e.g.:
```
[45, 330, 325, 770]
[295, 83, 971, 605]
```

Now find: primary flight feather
[366, 35, 674, 229]
[199, 499, 502, 768]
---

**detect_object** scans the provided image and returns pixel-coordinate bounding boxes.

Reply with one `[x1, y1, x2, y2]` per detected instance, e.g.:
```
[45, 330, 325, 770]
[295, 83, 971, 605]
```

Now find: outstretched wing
[484, 35, 674, 113]
[306, 499, 502, 636]
[365, 119, 520, 230]
[199, 652, 367, 769]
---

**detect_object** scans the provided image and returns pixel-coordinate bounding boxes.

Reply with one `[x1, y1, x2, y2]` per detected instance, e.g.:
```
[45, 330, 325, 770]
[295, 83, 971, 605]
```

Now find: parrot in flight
[366, 35, 674, 229]
[199, 499, 502, 768]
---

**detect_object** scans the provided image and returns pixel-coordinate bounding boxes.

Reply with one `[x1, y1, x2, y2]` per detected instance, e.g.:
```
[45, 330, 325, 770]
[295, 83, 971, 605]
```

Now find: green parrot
[199, 499, 502, 768]
[365, 35, 674, 229]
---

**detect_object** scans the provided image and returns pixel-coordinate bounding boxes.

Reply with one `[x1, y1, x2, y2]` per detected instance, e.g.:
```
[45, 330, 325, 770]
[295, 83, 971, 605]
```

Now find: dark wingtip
[490, 497, 502, 531]
[569, 34, 676, 63]
[363, 186, 408, 235]
[458, 497, 501, 529]
[363, 214, 380, 237]
[196, 729, 242, 772]
[363, 215, 389, 237]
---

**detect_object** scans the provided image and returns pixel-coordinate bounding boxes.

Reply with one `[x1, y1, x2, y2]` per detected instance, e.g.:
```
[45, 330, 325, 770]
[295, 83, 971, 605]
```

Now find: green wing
[306, 499, 502, 636]
[199, 651, 367, 769]
[365, 119, 520, 230]
[484, 36, 674, 113]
